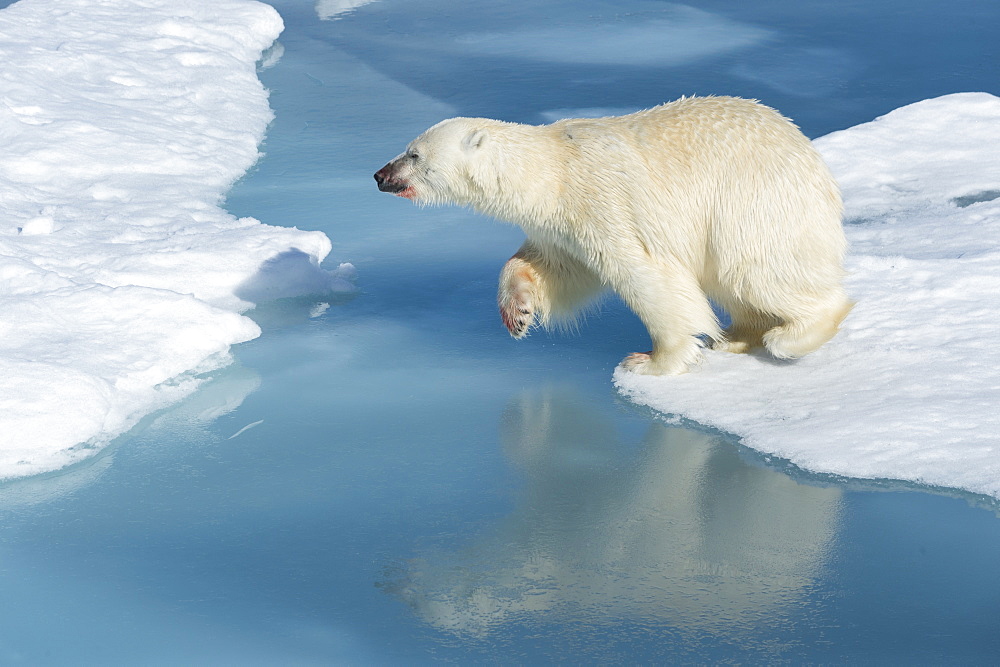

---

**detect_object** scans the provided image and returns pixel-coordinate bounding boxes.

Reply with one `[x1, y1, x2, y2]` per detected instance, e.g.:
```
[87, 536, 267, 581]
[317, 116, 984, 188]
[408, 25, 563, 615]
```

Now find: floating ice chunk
[310, 302, 331, 318]
[258, 41, 285, 70]
[228, 420, 264, 440]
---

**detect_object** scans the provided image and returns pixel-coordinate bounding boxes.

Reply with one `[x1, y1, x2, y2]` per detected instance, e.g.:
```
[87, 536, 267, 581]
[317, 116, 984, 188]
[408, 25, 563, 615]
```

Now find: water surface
[2, 0, 1000, 662]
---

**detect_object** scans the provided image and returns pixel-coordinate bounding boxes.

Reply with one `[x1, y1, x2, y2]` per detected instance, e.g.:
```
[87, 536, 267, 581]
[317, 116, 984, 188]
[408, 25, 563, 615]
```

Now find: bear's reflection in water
[382, 386, 841, 637]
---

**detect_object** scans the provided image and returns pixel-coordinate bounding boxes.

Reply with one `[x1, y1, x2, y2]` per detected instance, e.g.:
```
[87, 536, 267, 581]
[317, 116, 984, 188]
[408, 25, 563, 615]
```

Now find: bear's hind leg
[714, 302, 779, 354]
[498, 240, 604, 338]
[762, 295, 854, 359]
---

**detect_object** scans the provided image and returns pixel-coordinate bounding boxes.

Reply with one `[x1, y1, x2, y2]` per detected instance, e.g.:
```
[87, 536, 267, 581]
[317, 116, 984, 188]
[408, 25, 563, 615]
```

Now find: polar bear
[374, 96, 852, 375]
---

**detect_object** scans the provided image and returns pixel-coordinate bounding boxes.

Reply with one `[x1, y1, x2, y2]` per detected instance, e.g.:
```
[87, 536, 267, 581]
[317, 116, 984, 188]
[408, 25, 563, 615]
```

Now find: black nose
[374, 165, 407, 193]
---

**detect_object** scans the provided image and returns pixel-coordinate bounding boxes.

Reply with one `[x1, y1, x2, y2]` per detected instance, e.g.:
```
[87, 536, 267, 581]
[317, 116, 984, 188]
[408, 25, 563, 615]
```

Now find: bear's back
[625, 97, 840, 225]
[631, 97, 812, 167]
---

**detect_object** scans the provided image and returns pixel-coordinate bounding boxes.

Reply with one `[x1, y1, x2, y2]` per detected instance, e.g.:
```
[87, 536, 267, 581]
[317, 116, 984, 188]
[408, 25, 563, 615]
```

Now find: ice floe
[617, 93, 1000, 500]
[0, 0, 352, 479]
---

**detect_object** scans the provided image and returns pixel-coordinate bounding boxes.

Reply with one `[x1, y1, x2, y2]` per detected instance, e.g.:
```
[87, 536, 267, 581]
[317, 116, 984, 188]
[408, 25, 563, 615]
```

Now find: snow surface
[616, 92, 1000, 499]
[0, 0, 352, 479]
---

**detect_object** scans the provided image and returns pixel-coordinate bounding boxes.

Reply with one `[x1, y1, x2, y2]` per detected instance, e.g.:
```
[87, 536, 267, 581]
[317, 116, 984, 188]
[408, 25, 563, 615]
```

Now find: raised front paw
[498, 257, 538, 338]
[500, 296, 534, 338]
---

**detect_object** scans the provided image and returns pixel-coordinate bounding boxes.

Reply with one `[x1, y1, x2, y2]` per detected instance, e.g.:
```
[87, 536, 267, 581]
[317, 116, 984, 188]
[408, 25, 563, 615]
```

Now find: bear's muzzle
[374, 164, 407, 193]
[374, 163, 417, 199]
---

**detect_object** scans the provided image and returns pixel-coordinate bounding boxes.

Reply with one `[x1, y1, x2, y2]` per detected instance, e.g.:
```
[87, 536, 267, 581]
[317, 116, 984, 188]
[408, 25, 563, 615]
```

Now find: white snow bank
[0, 0, 353, 480]
[616, 93, 1000, 500]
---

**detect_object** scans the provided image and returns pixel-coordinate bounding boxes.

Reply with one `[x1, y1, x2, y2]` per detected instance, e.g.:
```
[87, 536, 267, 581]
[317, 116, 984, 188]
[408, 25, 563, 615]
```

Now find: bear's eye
[407, 151, 420, 161]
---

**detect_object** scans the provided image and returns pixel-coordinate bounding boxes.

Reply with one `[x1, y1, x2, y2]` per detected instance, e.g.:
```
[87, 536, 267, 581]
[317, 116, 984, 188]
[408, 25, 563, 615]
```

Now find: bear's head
[374, 117, 495, 207]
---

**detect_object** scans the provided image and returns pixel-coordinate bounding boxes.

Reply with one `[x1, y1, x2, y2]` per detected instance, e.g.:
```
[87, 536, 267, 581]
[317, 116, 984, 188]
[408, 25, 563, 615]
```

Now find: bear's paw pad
[500, 295, 534, 338]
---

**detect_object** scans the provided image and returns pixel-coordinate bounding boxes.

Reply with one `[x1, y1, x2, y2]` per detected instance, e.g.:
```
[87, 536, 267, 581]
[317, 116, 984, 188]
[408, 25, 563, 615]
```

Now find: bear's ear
[462, 128, 488, 152]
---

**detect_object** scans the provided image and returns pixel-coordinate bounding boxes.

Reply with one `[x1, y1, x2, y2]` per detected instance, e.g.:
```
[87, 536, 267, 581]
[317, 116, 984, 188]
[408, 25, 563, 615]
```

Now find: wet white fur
[387, 96, 852, 374]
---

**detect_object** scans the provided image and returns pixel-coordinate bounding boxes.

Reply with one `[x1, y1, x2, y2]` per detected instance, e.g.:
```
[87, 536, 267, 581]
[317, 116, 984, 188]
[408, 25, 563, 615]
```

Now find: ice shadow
[234, 248, 356, 304]
[380, 385, 842, 639]
[952, 189, 1000, 208]
[233, 248, 357, 328]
